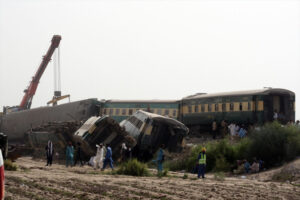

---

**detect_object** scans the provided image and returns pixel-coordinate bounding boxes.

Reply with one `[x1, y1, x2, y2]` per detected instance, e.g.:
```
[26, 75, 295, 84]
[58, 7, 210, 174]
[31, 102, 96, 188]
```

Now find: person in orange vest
[198, 147, 206, 179]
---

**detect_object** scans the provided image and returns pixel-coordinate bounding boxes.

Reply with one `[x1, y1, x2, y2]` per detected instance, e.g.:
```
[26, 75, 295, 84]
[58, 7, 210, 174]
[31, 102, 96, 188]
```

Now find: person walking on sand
[102, 144, 113, 171]
[94, 143, 105, 169]
[198, 147, 207, 179]
[66, 142, 74, 167]
[45, 140, 54, 166]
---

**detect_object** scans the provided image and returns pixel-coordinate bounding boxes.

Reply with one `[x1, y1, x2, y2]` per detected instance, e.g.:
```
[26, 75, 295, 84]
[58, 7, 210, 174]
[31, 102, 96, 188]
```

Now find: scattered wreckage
[13, 110, 189, 162]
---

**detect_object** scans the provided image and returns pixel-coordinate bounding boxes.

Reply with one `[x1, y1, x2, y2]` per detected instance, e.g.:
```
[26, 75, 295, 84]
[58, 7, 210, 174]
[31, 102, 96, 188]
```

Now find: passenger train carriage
[181, 88, 295, 126]
[98, 88, 295, 128]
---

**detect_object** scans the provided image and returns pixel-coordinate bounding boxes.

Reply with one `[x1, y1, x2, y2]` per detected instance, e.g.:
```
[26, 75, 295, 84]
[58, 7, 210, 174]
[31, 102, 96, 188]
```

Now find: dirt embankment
[4, 157, 300, 200]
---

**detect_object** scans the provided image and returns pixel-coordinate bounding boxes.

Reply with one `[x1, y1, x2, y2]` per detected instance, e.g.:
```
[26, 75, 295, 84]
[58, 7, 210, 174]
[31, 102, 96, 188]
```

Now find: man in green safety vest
[198, 147, 206, 178]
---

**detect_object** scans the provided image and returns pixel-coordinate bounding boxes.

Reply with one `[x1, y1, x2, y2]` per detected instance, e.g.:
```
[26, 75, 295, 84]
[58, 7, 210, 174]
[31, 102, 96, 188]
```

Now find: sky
[0, 0, 299, 119]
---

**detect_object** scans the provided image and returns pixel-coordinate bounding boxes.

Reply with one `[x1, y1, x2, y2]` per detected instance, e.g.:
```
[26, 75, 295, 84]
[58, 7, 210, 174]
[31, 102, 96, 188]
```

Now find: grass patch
[117, 159, 150, 176]
[182, 173, 188, 179]
[214, 172, 225, 181]
[4, 159, 18, 171]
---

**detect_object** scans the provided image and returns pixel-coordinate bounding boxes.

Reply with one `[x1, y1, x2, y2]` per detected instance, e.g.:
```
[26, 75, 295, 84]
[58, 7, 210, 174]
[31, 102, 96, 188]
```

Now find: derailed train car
[120, 110, 189, 160]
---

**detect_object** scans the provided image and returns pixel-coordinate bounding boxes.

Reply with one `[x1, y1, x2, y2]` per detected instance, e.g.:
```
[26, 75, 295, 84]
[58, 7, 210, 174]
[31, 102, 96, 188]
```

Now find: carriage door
[273, 96, 280, 115]
[264, 96, 273, 122]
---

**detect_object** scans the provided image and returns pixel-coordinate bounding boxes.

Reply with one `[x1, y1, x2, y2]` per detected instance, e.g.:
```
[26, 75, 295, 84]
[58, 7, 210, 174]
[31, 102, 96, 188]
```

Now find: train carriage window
[248, 102, 251, 111]
[188, 106, 192, 113]
[122, 109, 127, 115]
[230, 103, 234, 111]
[208, 104, 212, 112]
[173, 110, 177, 117]
[129, 109, 133, 115]
[222, 103, 226, 112]
[116, 109, 120, 115]
[239, 103, 243, 111]
[157, 109, 162, 115]
[194, 105, 199, 113]
[109, 108, 114, 115]
[201, 104, 205, 112]
[215, 104, 219, 112]
[165, 109, 169, 116]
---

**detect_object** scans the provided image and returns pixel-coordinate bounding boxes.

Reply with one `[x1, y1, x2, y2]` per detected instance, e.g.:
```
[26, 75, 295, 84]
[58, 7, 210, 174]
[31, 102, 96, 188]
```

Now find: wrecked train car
[73, 116, 136, 160]
[0, 98, 99, 144]
[120, 110, 189, 160]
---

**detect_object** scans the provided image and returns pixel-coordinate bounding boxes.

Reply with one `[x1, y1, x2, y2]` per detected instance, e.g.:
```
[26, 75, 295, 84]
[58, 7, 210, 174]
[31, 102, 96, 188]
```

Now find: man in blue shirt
[102, 144, 114, 170]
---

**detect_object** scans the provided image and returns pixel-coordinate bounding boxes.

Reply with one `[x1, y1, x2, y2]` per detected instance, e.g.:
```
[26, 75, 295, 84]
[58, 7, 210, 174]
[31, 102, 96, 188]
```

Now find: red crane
[19, 35, 61, 110]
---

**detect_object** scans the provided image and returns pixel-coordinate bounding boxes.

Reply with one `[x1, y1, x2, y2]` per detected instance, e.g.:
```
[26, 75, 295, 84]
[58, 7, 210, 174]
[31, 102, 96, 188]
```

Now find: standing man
[102, 144, 114, 171]
[66, 142, 74, 167]
[45, 140, 54, 166]
[198, 147, 206, 179]
[155, 144, 165, 174]
[74, 142, 83, 167]
[94, 143, 105, 169]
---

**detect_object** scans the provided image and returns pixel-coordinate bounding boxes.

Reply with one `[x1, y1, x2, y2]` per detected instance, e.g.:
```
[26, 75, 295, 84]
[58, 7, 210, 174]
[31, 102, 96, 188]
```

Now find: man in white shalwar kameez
[94, 144, 105, 169]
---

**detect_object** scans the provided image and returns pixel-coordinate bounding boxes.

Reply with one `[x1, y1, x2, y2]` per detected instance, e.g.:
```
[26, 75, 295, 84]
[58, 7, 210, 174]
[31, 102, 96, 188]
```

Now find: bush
[117, 159, 149, 176]
[4, 159, 18, 171]
[247, 122, 300, 167]
[163, 122, 300, 173]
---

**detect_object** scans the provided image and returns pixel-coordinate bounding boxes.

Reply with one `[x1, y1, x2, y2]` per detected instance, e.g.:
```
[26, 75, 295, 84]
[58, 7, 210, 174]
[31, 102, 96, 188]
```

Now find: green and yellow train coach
[180, 88, 295, 127]
[99, 100, 180, 122]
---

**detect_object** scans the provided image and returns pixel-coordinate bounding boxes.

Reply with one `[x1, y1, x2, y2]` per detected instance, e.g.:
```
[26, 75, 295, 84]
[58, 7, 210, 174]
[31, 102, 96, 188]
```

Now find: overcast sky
[0, 0, 299, 119]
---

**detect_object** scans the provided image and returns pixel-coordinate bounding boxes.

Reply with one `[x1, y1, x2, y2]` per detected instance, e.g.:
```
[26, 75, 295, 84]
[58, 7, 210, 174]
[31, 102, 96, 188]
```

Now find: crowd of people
[211, 117, 300, 140]
[234, 158, 264, 174]
[44, 141, 163, 172]
[211, 119, 249, 140]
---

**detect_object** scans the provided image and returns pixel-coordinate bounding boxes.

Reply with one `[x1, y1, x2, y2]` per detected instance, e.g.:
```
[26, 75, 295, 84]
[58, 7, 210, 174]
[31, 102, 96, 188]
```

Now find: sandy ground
[4, 157, 300, 200]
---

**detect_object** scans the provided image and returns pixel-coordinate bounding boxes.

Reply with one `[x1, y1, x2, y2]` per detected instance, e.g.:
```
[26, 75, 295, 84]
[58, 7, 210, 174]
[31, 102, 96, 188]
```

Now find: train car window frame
[208, 104, 212, 112]
[194, 105, 199, 113]
[173, 109, 177, 117]
[165, 109, 169, 116]
[109, 108, 114, 115]
[239, 103, 243, 111]
[248, 102, 251, 111]
[201, 104, 205, 112]
[188, 106, 192, 113]
[157, 109, 162, 115]
[222, 103, 226, 112]
[215, 104, 218, 112]
[230, 103, 234, 111]
[129, 109, 133, 115]
[115, 108, 120, 115]
[122, 109, 127, 115]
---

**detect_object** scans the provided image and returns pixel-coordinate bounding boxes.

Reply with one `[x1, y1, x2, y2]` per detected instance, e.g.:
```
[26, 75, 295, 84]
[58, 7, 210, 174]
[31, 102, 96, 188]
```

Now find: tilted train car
[120, 110, 189, 160]
[99, 100, 180, 122]
[180, 88, 295, 127]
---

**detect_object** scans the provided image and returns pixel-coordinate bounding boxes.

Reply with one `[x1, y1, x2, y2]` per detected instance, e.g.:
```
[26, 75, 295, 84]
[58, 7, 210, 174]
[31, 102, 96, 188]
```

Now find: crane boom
[19, 35, 61, 110]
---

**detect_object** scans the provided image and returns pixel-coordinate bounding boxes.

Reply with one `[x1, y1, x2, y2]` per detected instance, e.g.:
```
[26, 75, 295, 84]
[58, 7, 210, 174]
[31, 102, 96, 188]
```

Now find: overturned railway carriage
[181, 88, 295, 127]
[120, 110, 189, 160]
[100, 100, 179, 122]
